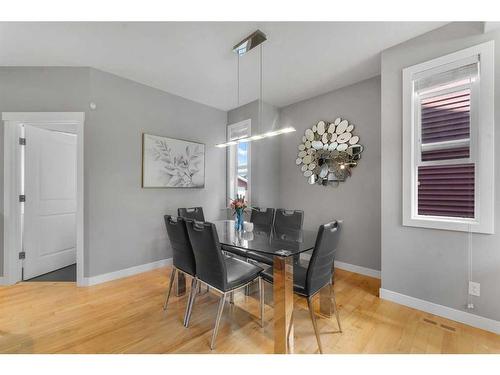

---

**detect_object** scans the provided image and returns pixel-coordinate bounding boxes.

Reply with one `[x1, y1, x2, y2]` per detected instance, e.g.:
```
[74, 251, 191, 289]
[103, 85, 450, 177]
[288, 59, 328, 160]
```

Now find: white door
[23, 125, 77, 279]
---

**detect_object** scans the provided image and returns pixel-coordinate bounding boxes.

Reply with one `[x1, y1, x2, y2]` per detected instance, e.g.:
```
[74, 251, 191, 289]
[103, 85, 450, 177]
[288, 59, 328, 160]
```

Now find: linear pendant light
[215, 30, 295, 148]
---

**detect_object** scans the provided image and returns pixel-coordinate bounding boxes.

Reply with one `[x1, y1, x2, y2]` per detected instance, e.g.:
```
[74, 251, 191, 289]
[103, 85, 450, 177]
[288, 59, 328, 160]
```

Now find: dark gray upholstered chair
[185, 220, 264, 350]
[178, 207, 205, 221]
[163, 215, 197, 326]
[222, 208, 276, 261]
[246, 210, 304, 266]
[261, 220, 342, 354]
[274, 209, 304, 231]
[250, 207, 275, 227]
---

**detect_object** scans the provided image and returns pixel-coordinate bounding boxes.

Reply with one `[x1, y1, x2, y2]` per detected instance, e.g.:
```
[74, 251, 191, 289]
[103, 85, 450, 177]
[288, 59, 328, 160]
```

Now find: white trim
[2, 120, 23, 285]
[2, 112, 85, 286]
[335, 260, 381, 279]
[2, 112, 85, 122]
[81, 258, 172, 286]
[0, 277, 5, 285]
[402, 41, 495, 234]
[380, 288, 500, 334]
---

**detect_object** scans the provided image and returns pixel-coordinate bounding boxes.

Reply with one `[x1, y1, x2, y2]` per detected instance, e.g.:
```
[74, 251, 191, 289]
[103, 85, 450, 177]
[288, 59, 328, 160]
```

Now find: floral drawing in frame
[142, 133, 205, 188]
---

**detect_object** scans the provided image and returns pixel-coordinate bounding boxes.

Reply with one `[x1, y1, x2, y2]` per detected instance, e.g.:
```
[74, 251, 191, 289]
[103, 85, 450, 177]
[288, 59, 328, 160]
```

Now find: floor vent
[440, 324, 456, 332]
[423, 318, 437, 325]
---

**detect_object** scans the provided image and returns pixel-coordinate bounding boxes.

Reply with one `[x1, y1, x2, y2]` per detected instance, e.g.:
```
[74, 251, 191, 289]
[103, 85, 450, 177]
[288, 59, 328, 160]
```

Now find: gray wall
[1, 67, 226, 278]
[86, 69, 226, 277]
[227, 100, 281, 208]
[381, 22, 500, 321]
[277, 76, 381, 271]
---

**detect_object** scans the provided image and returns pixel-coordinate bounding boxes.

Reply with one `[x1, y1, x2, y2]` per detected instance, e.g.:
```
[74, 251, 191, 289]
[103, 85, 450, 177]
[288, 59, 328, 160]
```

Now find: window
[402, 41, 494, 234]
[227, 119, 251, 201]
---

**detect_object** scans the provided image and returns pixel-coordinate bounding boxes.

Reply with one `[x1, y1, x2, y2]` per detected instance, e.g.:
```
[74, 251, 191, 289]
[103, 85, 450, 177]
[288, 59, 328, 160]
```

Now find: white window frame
[227, 119, 251, 203]
[402, 41, 495, 234]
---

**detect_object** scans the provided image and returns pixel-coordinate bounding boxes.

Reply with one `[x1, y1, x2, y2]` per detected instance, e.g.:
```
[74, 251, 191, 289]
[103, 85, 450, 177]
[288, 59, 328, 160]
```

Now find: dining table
[212, 219, 332, 354]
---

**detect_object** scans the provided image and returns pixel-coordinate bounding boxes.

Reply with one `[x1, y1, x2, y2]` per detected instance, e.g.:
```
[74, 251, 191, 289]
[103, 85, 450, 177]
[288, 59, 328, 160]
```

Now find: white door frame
[2, 112, 85, 286]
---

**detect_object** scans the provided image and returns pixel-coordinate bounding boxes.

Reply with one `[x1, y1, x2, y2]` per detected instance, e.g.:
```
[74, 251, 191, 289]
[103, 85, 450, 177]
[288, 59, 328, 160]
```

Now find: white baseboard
[0, 276, 5, 286]
[81, 258, 172, 287]
[380, 288, 500, 334]
[334, 260, 381, 279]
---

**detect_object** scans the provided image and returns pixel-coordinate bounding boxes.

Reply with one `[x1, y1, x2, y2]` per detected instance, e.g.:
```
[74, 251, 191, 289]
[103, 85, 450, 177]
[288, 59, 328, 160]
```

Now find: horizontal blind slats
[422, 106, 470, 121]
[422, 102, 470, 117]
[421, 90, 470, 105]
[418, 163, 474, 218]
[423, 123, 469, 135]
[422, 112, 470, 125]
[420, 88, 470, 159]
[421, 118, 469, 130]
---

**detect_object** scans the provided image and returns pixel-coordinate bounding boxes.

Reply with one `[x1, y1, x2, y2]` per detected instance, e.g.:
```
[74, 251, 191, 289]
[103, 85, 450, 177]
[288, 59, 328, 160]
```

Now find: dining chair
[163, 215, 197, 326]
[178, 207, 205, 221]
[261, 220, 342, 354]
[184, 220, 265, 350]
[250, 207, 275, 227]
[221, 208, 274, 260]
[274, 209, 304, 231]
[246, 216, 304, 266]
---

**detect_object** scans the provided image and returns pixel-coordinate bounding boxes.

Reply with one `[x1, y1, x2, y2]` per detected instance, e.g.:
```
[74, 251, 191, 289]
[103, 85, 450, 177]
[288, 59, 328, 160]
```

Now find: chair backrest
[274, 209, 304, 231]
[164, 215, 196, 276]
[185, 220, 228, 291]
[250, 207, 275, 227]
[178, 207, 205, 221]
[306, 221, 341, 296]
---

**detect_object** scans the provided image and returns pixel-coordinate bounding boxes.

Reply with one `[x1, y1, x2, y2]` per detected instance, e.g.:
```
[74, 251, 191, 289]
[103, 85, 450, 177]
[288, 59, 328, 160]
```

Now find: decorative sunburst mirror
[295, 118, 364, 186]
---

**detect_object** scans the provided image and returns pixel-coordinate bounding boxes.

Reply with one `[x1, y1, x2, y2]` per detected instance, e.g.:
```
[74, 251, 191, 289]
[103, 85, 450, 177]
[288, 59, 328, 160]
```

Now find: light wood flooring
[0, 267, 499, 354]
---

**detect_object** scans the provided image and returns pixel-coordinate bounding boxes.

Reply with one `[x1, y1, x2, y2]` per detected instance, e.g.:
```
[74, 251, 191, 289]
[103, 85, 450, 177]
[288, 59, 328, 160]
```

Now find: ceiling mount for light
[233, 30, 267, 56]
[216, 29, 295, 148]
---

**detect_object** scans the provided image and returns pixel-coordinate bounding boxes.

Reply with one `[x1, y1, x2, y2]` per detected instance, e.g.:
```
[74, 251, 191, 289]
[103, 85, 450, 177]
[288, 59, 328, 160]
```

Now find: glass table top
[214, 220, 317, 257]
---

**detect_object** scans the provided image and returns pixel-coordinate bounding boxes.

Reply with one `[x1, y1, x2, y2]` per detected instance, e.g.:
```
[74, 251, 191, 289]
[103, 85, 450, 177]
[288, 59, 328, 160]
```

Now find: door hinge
[19, 137, 26, 145]
[19, 194, 25, 202]
[19, 251, 26, 260]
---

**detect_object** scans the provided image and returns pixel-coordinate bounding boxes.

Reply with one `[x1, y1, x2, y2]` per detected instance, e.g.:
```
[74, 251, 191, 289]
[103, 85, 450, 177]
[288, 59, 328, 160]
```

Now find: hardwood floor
[0, 267, 498, 354]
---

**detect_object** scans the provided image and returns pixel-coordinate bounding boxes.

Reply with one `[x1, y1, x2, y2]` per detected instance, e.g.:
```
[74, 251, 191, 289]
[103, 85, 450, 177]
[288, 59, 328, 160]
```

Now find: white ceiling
[0, 22, 448, 111]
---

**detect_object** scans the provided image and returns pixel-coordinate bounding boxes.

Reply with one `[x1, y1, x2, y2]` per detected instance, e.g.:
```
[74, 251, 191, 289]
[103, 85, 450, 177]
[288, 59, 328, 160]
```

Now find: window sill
[403, 215, 494, 234]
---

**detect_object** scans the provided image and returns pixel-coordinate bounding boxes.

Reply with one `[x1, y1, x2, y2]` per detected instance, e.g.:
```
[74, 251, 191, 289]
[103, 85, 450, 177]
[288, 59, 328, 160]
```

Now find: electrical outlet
[468, 281, 480, 297]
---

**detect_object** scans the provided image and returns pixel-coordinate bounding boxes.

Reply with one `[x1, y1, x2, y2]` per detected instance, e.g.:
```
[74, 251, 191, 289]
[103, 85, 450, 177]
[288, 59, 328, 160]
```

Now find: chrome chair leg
[244, 258, 260, 295]
[287, 309, 295, 344]
[259, 277, 264, 327]
[307, 297, 323, 354]
[245, 259, 252, 295]
[163, 267, 177, 311]
[196, 283, 209, 294]
[230, 291, 235, 305]
[210, 293, 227, 350]
[330, 284, 342, 333]
[184, 278, 198, 327]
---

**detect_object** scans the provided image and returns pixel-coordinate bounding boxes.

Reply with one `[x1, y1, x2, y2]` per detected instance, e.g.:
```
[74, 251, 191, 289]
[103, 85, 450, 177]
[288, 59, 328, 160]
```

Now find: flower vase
[235, 209, 244, 232]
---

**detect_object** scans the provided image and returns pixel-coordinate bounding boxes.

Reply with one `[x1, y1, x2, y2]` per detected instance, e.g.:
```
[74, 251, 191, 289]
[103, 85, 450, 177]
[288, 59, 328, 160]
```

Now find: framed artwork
[142, 133, 205, 188]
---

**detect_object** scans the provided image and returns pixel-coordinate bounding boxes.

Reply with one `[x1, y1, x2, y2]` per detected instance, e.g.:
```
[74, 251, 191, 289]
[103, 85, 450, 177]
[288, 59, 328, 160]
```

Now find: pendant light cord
[237, 54, 240, 107]
[259, 44, 263, 135]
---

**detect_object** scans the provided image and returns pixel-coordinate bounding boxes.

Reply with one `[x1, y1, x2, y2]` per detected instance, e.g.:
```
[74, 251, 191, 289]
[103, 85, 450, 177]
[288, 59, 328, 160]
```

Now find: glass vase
[235, 209, 244, 232]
